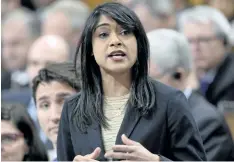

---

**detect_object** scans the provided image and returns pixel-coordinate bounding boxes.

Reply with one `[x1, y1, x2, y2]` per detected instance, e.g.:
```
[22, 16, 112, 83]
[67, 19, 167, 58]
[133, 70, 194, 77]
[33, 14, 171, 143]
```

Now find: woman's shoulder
[63, 92, 81, 113]
[66, 92, 81, 104]
[150, 79, 194, 122]
[149, 78, 189, 113]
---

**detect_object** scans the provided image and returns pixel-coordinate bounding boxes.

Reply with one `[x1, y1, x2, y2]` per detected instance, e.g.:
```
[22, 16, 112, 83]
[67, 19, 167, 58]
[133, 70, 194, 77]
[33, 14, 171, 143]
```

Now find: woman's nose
[110, 34, 122, 47]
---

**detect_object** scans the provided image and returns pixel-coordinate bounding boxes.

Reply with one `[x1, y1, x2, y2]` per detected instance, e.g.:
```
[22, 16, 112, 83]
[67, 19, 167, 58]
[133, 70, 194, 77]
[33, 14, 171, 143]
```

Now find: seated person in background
[2, 35, 70, 150]
[2, 7, 41, 90]
[126, 0, 176, 32]
[1, 102, 48, 161]
[41, 0, 90, 59]
[178, 5, 234, 109]
[148, 29, 234, 161]
[32, 62, 81, 161]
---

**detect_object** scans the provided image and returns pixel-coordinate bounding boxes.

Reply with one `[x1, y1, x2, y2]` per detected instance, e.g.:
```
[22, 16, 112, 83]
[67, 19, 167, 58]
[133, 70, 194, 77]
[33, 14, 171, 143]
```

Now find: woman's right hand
[73, 147, 101, 162]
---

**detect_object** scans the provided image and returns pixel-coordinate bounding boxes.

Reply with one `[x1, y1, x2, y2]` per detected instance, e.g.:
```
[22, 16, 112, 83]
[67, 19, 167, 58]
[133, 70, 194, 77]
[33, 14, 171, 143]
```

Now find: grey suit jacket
[189, 92, 234, 160]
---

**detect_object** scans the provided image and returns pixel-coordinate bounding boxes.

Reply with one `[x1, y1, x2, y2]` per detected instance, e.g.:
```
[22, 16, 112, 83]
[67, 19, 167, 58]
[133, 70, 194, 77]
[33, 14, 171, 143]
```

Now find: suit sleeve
[165, 91, 207, 161]
[57, 100, 75, 161]
[198, 111, 234, 160]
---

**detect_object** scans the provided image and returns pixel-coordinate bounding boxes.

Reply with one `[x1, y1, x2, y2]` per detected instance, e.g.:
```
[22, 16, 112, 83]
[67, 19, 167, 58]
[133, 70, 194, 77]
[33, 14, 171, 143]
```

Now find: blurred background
[1, 0, 234, 160]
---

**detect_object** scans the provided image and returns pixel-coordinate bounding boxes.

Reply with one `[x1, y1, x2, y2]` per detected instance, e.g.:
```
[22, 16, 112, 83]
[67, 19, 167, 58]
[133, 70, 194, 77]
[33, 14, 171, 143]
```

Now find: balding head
[27, 35, 70, 83]
[2, 7, 40, 71]
[127, 0, 176, 32]
[41, 0, 90, 45]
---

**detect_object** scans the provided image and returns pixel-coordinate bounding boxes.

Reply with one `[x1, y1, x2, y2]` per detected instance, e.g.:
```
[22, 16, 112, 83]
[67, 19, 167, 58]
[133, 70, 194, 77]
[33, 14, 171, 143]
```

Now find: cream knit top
[102, 93, 130, 152]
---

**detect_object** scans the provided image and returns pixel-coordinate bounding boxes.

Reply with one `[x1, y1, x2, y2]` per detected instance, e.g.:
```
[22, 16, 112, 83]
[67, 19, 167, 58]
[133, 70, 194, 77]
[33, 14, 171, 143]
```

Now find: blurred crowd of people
[1, 0, 234, 161]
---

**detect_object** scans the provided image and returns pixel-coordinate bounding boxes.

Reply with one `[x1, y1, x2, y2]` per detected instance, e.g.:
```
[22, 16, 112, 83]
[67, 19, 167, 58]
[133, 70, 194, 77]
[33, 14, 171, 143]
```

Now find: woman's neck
[101, 70, 131, 97]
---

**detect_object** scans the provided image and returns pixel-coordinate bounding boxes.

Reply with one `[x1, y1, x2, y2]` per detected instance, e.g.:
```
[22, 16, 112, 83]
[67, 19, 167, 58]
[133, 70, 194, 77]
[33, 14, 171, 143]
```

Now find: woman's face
[92, 15, 137, 74]
[1, 120, 29, 161]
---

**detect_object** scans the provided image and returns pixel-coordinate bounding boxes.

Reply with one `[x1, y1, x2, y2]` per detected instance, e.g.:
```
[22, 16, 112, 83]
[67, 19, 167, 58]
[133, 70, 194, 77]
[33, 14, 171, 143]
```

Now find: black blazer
[205, 53, 234, 107]
[188, 92, 234, 160]
[57, 81, 207, 161]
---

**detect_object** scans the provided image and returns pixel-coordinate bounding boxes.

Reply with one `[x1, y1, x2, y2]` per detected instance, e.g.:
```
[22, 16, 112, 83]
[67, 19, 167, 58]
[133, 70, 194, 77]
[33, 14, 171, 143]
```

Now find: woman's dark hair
[32, 62, 81, 103]
[74, 2, 156, 132]
[1, 102, 48, 161]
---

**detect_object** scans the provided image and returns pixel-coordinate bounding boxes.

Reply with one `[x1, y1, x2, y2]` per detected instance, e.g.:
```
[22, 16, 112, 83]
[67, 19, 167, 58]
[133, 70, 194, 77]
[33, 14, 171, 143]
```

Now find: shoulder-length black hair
[1, 102, 48, 161]
[73, 2, 156, 132]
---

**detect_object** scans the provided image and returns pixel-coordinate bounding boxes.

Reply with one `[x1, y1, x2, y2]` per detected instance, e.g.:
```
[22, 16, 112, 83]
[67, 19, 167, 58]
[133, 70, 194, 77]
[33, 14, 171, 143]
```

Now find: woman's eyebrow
[94, 23, 110, 31]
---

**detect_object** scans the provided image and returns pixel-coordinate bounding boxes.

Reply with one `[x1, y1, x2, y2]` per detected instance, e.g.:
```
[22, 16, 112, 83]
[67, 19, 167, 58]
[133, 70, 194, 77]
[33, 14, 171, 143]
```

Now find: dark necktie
[200, 79, 210, 96]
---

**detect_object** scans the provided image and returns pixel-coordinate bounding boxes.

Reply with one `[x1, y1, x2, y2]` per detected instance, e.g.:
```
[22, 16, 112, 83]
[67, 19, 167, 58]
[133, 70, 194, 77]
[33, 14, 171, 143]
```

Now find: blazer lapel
[87, 123, 106, 160]
[87, 106, 142, 159]
[115, 106, 142, 144]
[207, 55, 234, 101]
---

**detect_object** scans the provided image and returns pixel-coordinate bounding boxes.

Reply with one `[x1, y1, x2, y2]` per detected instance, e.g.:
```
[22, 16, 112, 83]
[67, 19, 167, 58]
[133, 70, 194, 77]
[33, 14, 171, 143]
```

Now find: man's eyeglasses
[1, 133, 23, 146]
[188, 36, 217, 44]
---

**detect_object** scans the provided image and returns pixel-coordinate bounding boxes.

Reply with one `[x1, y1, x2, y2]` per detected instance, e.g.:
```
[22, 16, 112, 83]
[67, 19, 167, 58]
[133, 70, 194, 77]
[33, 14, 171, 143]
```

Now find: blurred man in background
[27, 35, 70, 84]
[2, 7, 41, 90]
[178, 5, 234, 109]
[126, 0, 176, 32]
[32, 62, 81, 160]
[148, 29, 234, 160]
[41, 0, 90, 59]
[2, 35, 70, 150]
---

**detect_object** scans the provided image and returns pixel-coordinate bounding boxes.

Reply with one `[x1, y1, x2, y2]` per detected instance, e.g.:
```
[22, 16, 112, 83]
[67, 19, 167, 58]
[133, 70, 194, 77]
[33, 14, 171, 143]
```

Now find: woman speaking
[57, 2, 206, 161]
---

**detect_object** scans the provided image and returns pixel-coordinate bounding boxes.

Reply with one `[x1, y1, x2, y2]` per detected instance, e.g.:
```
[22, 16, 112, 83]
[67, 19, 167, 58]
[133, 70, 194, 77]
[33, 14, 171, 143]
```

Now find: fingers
[73, 147, 101, 162]
[105, 151, 133, 160]
[73, 155, 96, 161]
[121, 134, 140, 146]
[112, 145, 136, 153]
[86, 147, 101, 159]
[104, 134, 140, 160]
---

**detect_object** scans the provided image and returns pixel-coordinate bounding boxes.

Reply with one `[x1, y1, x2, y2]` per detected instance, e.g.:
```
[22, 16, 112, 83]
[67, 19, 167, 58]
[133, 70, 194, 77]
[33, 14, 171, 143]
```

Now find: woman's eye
[120, 29, 131, 36]
[99, 32, 109, 39]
